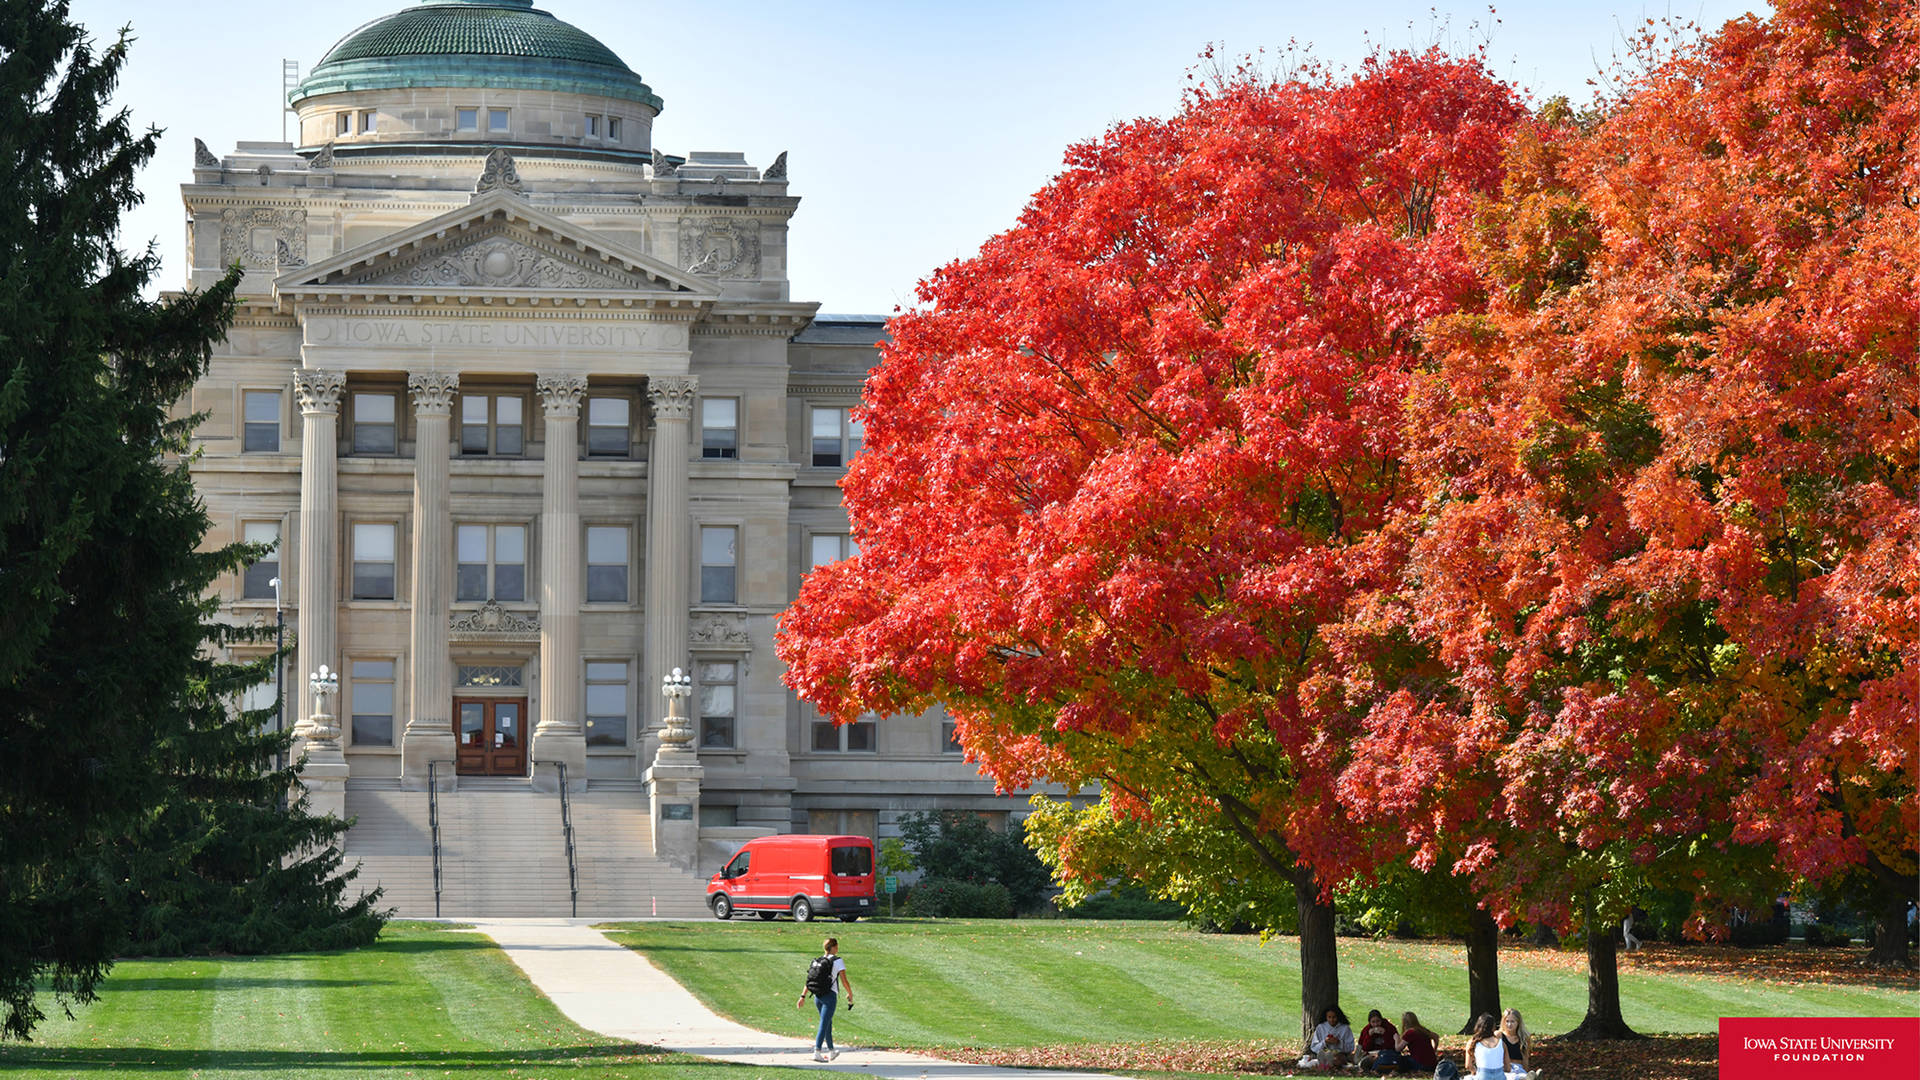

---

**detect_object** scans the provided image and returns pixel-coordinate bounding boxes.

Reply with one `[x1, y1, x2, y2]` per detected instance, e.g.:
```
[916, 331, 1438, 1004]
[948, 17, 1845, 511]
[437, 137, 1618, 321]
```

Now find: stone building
[181, 0, 1020, 916]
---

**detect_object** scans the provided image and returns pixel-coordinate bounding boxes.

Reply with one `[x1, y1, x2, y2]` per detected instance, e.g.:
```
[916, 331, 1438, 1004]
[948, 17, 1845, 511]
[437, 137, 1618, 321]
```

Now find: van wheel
[756, 912, 777, 921]
[791, 897, 814, 922]
[711, 895, 732, 920]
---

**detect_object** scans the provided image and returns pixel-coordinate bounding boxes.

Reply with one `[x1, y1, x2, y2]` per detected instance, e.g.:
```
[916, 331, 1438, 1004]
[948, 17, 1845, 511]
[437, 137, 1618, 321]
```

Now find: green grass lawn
[600, 918, 1918, 1051]
[0, 922, 791, 1079]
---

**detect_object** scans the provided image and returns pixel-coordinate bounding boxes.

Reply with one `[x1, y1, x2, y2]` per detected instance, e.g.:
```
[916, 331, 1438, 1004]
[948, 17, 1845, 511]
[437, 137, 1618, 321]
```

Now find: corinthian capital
[407, 371, 460, 415]
[647, 374, 698, 422]
[536, 374, 589, 418]
[293, 369, 346, 414]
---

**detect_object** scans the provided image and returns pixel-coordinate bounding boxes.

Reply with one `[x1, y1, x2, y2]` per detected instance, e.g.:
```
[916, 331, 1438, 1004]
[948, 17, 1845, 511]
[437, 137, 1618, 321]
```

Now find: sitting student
[1356, 1009, 1403, 1073]
[1500, 1008, 1535, 1077]
[1297, 1005, 1356, 1070]
[1465, 1013, 1509, 1080]
[1396, 1011, 1440, 1073]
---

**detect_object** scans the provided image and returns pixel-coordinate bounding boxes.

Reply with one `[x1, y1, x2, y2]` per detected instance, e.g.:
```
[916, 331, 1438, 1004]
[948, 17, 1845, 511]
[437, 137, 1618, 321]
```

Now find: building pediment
[275, 189, 718, 305]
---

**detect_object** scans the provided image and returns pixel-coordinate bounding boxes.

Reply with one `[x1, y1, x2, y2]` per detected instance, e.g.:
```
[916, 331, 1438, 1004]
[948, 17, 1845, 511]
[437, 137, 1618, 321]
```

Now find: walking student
[796, 936, 854, 1062]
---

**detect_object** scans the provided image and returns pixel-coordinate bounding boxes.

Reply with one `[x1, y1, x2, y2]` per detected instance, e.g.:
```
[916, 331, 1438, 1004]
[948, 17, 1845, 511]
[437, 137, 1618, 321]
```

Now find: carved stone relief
[690, 612, 751, 648]
[407, 372, 460, 415]
[293, 369, 346, 413]
[536, 374, 589, 417]
[474, 147, 525, 195]
[678, 217, 759, 278]
[220, 207, 307, 269]
[360, 236, 629, 290]
[450, 599, 541, 641]
[647, 375, 698, 422]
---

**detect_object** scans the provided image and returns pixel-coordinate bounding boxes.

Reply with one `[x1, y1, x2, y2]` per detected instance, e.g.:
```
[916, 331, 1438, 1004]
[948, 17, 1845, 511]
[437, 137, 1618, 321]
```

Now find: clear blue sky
[73, 0, 1767, 313]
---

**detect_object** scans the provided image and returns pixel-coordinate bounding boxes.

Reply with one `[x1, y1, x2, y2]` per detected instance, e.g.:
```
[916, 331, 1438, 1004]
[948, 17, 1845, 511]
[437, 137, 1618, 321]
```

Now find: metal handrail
[535, 760, 579, 917]
[426, 760, 454, 918]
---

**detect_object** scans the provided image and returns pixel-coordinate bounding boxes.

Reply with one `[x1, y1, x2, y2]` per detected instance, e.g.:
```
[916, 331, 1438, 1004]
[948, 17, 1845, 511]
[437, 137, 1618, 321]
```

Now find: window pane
[457, 525, 487, 563]
[244, 423, 279, 452]
[585, 715, 627, 747]
[361, 111, 376, 133]
[589, 397, 629, 426]
[353, 563, 395, 600]
[354, 424, 396, 454]
[496, 397, 522, 425]
[352, 660, 394, 680]
[586, 526, 627, 564]
[700, 566, 735, 605]
[457, 107, 478, 131]
[461, 425, 489, 454]
[585, 682, 625, 715]
[700, 715, 733, 748]
[608, 117, 621, 142]
[243, 562, 278, 599]
[810, 535, 842, 570]
[456, 564, 487, 602]
[585, 114, 599, 136]
[459, 702, 485, 747]
[494, 525, 526, 564]
[696, 661, 734, 684]
[698, 682, 734, 720]
[701, 526, 736, 567]
[495, 425, 522, 455]
[812, 721, 840, 752]
[492, 565, 524, 602]
[586, 662, 626, 680]
[352, 712, 393, 747]
[811, 408, 841, 439]
[488, 109, 509, 132]
[356, 394, 395, 423]
[462, 396, 488, 424]
[244, 521, 280, 552]
[702, 398, 736, 429]
[337, 112, 351, 135]
[353, 680, 393, 718]
[846, 721, 876, 752]
[245, 391, 280, 423]
[848, 415, 865, 458]
[586, 566, 628, 603]
[354, 524, 395, 561]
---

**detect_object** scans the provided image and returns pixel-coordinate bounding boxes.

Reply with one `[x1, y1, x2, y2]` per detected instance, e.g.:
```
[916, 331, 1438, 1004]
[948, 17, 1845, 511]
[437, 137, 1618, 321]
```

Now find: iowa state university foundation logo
[1719, 1017, 1918, 1079]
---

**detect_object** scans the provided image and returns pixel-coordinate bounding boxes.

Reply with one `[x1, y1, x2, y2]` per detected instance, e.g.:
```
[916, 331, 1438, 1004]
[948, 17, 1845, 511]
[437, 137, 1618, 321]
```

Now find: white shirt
[1311, 1022, 1355, 1055]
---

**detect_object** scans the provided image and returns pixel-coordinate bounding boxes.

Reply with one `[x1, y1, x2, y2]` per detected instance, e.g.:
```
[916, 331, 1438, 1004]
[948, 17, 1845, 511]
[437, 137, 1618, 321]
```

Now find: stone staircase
[341, 780, 712, 919]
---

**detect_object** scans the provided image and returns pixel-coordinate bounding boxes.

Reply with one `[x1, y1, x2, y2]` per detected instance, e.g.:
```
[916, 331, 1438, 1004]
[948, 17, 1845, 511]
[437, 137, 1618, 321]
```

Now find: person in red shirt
[1358, 1009, 1402, 1072]
[1396, 1011, 1440, 1073]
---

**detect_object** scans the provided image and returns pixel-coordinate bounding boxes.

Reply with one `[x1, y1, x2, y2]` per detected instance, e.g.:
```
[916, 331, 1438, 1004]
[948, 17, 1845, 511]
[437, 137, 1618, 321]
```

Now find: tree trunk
[1563, 891, 1641, 1040]
[1867, 873, 1916, 970]
[1295, 873, 1340, 1046]
[1459, 904, 1501, 1034]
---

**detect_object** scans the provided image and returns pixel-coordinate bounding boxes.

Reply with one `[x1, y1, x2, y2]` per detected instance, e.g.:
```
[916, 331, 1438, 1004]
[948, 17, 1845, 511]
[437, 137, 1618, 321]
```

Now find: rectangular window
[585, 526, 629, 603]
[585, 661, 628, 747]
[942, 720, 963, 754]
[809, 533, 858, 570]
[350, 660, 395, 747]
[807, 809, 877, 838]
[586, 397, 629, 456]
[456, 524, 526, 603]
[352, 392, 397, 454]
[351, 523, 397, 600]
[810, 407, 865, 467]
[488, 108, 509, 133]
[607, 116, 622, 142]
[811, 714, 877, 754]
[461, 393, 523, 455]
[243, 390, 280, 452]
[242, 521, 280, 600]
[700, 526, 737, 604]
[337, 112, 351, 136]
[585, 114, 600, 137]
[456, 107, 478, 132]
[701, 397, 738, 459]
[698, 660, 736, 749]
[360, 110, 377, 134]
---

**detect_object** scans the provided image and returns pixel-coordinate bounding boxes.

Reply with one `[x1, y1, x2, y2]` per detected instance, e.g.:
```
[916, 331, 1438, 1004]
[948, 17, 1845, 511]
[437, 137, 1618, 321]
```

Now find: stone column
[643, 375, 697, 755]
[402, 372, 459, 782]
[293, 369, 345, 736]
[532, 374, 588, 786]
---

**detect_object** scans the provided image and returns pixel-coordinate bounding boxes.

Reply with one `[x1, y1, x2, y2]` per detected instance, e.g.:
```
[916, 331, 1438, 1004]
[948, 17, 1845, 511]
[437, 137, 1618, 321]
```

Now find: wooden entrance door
[454, 698, 525, 776]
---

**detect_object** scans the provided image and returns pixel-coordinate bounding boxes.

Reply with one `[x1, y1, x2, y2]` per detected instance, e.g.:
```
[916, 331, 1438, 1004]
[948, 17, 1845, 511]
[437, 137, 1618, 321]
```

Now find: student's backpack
[805, 955, 837, 996]
[1433, 1061, 1460, 1080]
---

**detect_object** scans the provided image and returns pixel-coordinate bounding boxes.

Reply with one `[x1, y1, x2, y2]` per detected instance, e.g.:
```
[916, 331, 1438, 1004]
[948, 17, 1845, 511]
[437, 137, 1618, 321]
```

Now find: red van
[707, 834, 877, 922]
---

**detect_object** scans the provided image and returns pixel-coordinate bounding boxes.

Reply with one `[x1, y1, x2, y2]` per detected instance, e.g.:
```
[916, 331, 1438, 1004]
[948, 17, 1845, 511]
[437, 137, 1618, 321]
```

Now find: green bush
[898, 811, 1051, 913]
[1059, 886, 1186, 921]
[1802, 923, 1853, 947]
[902, 877, 1013, 918]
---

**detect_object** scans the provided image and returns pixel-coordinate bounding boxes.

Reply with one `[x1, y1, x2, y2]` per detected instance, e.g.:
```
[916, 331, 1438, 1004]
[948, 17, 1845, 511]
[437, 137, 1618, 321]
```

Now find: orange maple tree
[1341, 0, 1918, 1037]
[778, 49, 1522, 1033]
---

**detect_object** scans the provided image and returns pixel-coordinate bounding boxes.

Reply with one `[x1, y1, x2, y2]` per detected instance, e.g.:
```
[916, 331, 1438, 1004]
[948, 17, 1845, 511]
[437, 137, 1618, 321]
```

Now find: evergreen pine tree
[0, 1, 379, 1038]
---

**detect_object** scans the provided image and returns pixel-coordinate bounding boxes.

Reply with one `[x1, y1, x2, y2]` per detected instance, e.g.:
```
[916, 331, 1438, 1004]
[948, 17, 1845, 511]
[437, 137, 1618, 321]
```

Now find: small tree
[898, 811, 1051, 914]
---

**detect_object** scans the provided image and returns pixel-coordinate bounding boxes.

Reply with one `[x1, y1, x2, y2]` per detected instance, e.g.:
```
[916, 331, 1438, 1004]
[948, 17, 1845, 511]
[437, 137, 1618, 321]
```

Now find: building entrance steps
[468, 919, 1130, 1079]
[344, 787, 710, 918]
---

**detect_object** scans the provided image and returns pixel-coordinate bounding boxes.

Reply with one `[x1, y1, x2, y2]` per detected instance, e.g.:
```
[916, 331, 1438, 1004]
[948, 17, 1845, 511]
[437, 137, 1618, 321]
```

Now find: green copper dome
[292, 0, 662, 111]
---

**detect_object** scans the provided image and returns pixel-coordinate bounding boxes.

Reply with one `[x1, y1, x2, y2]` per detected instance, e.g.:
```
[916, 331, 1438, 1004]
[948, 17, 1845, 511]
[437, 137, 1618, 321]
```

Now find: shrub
[1059, 885, 1186, 921]
[897, 811, 1051, 913]
[1802, 923, 1853, 947]
[902, 877, 1013, 918]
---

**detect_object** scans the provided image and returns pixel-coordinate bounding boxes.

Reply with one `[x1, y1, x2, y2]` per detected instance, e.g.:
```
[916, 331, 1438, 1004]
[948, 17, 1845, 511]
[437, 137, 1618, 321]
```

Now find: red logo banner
[1719, 1017, 1920, 1079]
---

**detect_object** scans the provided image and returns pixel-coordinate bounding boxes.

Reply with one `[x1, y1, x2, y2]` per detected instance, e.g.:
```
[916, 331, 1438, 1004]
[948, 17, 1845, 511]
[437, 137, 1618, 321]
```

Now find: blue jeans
[813, 990, 837, 1051]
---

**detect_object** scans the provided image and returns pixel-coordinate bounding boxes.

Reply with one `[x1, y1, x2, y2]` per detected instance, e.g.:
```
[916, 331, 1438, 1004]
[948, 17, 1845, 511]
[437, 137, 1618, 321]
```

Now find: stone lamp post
[295, 664, 349, 825]
[645, 666, 704, 871]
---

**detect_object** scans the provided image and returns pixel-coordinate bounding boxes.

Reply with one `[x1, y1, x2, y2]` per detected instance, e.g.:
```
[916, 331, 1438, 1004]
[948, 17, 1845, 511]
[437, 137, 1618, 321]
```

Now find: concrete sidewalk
[469, 918, 1129, 1078]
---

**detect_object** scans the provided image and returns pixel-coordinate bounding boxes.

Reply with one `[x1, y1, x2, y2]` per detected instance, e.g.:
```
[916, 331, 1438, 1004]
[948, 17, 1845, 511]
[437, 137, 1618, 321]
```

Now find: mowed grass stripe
[602, 920, 1919, 1046]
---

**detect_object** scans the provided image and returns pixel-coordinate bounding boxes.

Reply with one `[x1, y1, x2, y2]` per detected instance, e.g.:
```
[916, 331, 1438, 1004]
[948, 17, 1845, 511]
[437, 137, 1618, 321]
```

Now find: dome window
[457, 107, 479, 133]
[360, 110, 377, 134]
[607, 117, 621, 143]
[336, 112, 351, 136]
[487, 108, 510, 134]
[585, 114, 599, 138]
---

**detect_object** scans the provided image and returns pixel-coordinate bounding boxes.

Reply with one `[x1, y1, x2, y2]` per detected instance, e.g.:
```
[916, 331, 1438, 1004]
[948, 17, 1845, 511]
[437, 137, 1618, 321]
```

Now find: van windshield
[830, 845, 872, 876]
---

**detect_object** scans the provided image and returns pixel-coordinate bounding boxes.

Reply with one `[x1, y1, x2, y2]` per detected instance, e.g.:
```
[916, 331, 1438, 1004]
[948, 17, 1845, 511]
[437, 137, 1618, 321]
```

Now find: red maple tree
[778, 49, 1522, 1034]
[1342, 0, 1918, 1039]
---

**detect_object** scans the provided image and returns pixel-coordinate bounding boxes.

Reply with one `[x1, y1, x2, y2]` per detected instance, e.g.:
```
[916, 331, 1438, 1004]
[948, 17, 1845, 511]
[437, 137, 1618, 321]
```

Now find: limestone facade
[184, 2, 1025, 876]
